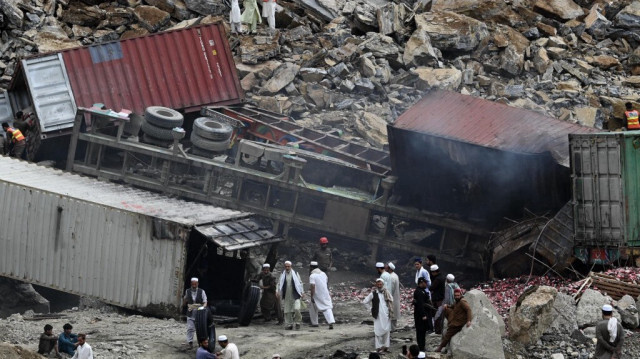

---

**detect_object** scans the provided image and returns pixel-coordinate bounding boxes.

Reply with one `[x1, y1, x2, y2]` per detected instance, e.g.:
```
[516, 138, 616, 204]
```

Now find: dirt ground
[0, 269, 443, 359]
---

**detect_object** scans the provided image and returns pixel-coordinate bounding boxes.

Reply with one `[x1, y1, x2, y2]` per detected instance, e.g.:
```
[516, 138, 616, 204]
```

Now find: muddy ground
[0, 268, 443, 359]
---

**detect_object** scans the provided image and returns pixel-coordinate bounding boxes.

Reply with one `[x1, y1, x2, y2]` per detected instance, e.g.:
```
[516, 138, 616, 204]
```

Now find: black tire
[141, 133, 172, 147]
[190, 147, 217, 158]
[144, 106, 184, 129]
[237, 284, 260, 326]
[207, 322, 216, 352]
[141, 119, 176, 140]
[194, 308, 209, 343]
[193, 117, 233, 141]
[191, 132, 230, 152]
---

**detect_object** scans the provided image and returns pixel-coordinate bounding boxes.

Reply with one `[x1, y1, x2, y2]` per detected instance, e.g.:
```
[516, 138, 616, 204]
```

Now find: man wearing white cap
[278, 260, 304, 330]
[376, 262, 391, 288]
[309, 261, 335, 329]
[385, 262, 401, 330]
[596, 304, 624, 359]
[363, 278, 394, 353]
[216, 335, 239, 359]
[257, 263, 278, 322]
[183, 277, 208, 348]
[429, 264, 445, 334]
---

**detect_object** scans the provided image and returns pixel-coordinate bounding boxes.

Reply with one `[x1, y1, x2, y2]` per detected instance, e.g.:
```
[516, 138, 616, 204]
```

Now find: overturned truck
[0, 157, 282, 317]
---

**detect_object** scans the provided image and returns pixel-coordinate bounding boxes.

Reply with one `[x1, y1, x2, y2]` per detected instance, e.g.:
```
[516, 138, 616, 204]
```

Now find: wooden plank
[589, 272, 640, 300]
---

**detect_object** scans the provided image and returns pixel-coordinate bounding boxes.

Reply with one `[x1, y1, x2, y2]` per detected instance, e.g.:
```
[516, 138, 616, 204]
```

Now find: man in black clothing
[413, 277, 430, 351]
[429, 264, 445, 334]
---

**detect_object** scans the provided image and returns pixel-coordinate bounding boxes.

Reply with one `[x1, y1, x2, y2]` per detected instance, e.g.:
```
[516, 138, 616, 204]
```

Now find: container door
[571, 134, 625, 246]
[0, 90, 14, 124]
[22, 54, 77, 134]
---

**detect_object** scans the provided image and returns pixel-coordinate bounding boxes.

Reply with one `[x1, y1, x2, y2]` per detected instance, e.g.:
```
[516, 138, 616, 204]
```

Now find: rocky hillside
[1, 0, 639, 147]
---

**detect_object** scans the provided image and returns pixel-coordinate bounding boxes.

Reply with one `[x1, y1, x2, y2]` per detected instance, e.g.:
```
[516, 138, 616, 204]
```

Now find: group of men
[229, 0, 277, 34]
[37, 323, 93, 359]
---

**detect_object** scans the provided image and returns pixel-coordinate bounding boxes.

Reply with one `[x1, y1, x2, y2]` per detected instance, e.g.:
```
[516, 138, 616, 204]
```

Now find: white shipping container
[0, 157, 278, 316]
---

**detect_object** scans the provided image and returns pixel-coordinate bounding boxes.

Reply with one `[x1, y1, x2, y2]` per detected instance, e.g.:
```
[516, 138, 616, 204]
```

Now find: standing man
[278, 260, 304, 330]
[240, 0, 261, 34]
[443, 274, 459, 306]
[216, 335, 239, 359]
[596, 304, 624, 359]
[38, 324, 62, 358]
[413, 277, 430, 351]
[625, 102, 639, 130]
[58, 323, 78, 357]
[413, 258, 431, 289]
[197, 338, 216, 359]
[183, 277, 208, 348]
[386, 262, 401, 330]
[312, 237, 333, 274]
[261, 0, 277, 30]
[70, 334, 92, 359]
[429, 265, 445, 334]
[435, 289, 472, 353]
[258, 263, 278, 322]
[362, 278, 394, 353]
[426, 255, 436, 268]
[2, 122, 26, 158]
[376, 262, 390, 287]
[229, 0, 242, 34]
[309, 261, 335, 329]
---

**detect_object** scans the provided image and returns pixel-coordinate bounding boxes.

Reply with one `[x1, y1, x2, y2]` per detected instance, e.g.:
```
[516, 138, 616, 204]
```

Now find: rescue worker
[624, 102, 639, 130]
[2, 122, 26, 158]
[312, 237, 333, 274]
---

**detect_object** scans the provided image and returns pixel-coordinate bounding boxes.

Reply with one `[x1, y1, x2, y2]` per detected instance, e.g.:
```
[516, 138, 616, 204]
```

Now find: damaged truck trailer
[0, 157, 282, 317]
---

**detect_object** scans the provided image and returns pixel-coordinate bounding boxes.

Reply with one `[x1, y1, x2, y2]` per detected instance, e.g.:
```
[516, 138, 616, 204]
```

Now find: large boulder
[355, 112, 388, 148]
[260, 63, 300, 95]
[616, 295, 639, 329]
[0, 277, 50, 318]
[403, 15, 440, 68]
[133, 5, 170, 32]
[413, 11, 489, 54]
[533, 0, 584, 20]
[183, 0, 226, 15]
[576, 289, 620, 328]
[413, 67, 462, 91]
[0, 0, 24, 29]
[508, 286, 558, 345]
[299, 0, 342, 23]
[615, 1, 640, 29]
[449, 289, 505, 359]
[549, 292, 579, 334]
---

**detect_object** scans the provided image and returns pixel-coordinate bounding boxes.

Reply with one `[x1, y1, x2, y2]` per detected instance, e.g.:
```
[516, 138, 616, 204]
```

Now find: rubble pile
[0, 0, 638, 149]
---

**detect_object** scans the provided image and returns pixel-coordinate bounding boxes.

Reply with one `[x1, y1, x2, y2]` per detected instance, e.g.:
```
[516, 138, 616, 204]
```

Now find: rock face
[549, 292, 579, 334]
[616, 294, 639, 329]
[449, 289, 505, 359]
[260, 63, 300, 95]
[508, 286, 558, 345]
[576, 289, 621, 328]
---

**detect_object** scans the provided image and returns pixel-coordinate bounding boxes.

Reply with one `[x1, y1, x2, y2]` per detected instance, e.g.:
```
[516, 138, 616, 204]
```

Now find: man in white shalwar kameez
[363, 278, 394, 353]
[230, 0, 242, 33]
[376, 262, 390, 287]
[278, 260, 304, 330]
[261, 0, 277, 30]
[386, 262, 401, 330]
[308, 261, 335, 328]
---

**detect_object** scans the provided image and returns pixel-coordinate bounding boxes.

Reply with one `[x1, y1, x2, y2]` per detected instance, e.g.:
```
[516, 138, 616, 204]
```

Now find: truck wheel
[144, 106, 184, 129]
[190, 132, 230, 152]
[142, 119, 176, 140]
[237, 284, 260, 326]
[141, 133, 172, 147]
[193, 117, 233, 141]
[194, 308, 209, 343]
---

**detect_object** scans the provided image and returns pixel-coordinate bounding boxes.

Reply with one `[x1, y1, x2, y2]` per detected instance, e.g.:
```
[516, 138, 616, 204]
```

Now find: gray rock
[509, 286, 558, 345]
[93, 29, 119, 43]
[533, 0, 584, 20]
[0, 0, 24, 29]
[354, 77, 374, 94]
[360, 33, 400, 60]
[133, 5, 170, 32]
[549, 292, 578, 334]
[584, 5, 611, 39]
[360, 57, 377, 78]
[533, 47, 551, 74]
[328, 63, 349, 78]
[550, 354, 564, 359]
[61, 4, 105, 27]
[615, 2, 640, 29]
[144, 0, 176, 13]
[339, 79, 355, 92]
[355, 111, 388, 148]
[576, 289, 620, 328]
[261, 63, 300, 95]
[299, 0, 341, 23]
[499, 44, 524, 77]
[172, 0, 191, 20]
[184, 0, 225, 15]
[414, 11, 489, 53]
[616, 294, 639, 329]
[354, 3, 377, 29]
[376, 3, 401, 36]
[299, 68, 327, 83]
[0, 278, 50, 318]
[450, 289, 505, 359]
[403, 17, 439, 68]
